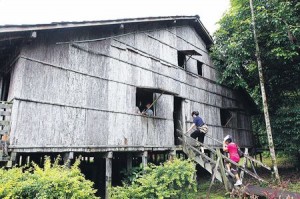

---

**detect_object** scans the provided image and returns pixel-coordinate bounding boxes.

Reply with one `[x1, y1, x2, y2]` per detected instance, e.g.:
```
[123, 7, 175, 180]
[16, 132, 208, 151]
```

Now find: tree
[249, 0, 280, 182]
[211, 0, 300, 163]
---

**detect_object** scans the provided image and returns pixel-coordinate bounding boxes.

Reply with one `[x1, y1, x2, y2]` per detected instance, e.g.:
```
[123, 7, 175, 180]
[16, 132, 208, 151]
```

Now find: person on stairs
[223, 135, 243, 186]
[186, 111, 206, 153]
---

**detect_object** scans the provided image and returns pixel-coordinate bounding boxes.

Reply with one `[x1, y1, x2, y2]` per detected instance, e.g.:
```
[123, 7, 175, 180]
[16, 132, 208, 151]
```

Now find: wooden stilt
[142, 151, 148, 168]
[127, 153, 132, 171]
[206, 157, 221, 199]
[216, 149, 231, 191]
[168, 150, 176, 161]
[105, 152, 113, 199]
[63, 152, 74, 168]
[240, 148, 249, 181]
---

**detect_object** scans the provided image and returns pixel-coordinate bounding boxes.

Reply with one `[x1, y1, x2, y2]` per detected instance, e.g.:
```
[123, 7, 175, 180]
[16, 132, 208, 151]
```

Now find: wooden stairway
[177, 130, 272, 193]
[0, 101, 14, 167]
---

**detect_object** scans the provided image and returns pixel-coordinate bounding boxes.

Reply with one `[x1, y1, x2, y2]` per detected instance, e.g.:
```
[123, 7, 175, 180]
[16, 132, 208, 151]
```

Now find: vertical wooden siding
[8, 24, 253, 149]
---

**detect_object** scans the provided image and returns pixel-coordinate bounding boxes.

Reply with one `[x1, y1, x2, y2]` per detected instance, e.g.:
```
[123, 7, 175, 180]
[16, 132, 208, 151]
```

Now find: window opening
[136, 88, 154, 116]
[197, 61, 203, 76]
[220, 109, 232, 126]
[177, 50, 202, 70]
[177, 51, 186, 68]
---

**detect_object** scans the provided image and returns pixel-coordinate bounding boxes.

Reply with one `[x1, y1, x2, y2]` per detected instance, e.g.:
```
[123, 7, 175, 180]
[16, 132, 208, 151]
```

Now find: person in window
[186, 111, 206, 151]
[223, 135, 243, 186]
[142, 103, 154, 117]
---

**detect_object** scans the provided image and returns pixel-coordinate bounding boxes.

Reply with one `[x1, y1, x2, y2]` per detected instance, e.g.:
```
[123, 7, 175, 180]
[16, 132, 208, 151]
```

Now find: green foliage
[0, 156, 99, 199]
[110, 158, 197, 199]
[211, 0, 300, 156]
[120, 165, 144, 184]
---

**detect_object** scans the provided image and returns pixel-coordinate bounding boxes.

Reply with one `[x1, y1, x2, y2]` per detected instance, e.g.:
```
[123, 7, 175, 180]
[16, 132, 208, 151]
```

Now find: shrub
[0, 156, 99, 199]
[110, 158, 197, 199]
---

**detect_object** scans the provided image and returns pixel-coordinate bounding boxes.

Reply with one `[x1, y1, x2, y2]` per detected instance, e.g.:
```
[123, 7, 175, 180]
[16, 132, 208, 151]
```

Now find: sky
[0, 0, 230, 34]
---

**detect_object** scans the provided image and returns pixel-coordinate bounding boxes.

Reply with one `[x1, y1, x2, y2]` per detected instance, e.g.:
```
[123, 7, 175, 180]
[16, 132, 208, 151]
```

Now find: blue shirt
[193, 116, 204, 127]
[145, 109, 154, 117]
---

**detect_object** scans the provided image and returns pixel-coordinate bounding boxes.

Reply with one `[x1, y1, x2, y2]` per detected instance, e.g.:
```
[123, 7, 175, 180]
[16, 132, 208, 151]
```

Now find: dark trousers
[190, 130, 205, 143]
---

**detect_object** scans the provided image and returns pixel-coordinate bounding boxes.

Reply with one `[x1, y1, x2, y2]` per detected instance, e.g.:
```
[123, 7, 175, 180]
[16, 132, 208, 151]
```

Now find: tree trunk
[249, 0, 281, 183]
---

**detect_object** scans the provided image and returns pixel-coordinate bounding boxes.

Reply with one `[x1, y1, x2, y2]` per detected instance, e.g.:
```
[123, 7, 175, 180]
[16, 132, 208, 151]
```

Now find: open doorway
[174, 97, 184, 145]
[0, 72, 11, 101]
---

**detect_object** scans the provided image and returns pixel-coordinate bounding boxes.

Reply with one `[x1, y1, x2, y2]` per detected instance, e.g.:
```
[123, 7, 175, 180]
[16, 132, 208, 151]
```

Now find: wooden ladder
[177, 129, 271, 194]
[0, 101, 14, 167]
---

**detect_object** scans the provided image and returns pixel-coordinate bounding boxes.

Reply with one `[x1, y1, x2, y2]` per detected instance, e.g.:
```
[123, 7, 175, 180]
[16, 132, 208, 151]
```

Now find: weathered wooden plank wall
[7, 23, 253, 150]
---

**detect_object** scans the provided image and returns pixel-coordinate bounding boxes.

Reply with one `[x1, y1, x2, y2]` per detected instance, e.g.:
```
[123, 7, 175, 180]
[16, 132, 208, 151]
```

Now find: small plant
[110, 158, 197, 199]
[120, 165, 144, 184]
[0, 156, 99, 199]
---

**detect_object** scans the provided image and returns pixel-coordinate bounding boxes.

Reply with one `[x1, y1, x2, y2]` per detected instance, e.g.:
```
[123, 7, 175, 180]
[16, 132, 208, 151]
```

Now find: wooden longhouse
[0, 15, 256, 197]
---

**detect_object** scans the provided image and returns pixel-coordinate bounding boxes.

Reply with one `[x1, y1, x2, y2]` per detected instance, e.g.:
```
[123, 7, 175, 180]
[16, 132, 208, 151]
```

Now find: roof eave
[0, 15, 214, 46]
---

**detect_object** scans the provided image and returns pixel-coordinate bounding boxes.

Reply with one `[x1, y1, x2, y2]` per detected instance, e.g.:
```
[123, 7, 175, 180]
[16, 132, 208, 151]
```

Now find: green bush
[0, 156, 99, 199]
[110, 158, 197, 199]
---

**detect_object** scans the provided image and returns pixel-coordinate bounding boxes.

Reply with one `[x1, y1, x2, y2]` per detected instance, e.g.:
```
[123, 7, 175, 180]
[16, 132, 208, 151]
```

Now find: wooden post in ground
[240, 148, 248, 181]
[142, 151, 148, 168]
[127, 153, 132, 171]
[206, 157, 221, 199]
[63, 152, 74, 168]
[216, 148, 230, 192]
[168, 150, 176, 161]
[105, 151, 113, 199]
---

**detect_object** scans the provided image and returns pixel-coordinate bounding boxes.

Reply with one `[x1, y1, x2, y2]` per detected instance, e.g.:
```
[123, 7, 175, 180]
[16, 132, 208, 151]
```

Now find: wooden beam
[240, 148, 248, 181]
[0, 103, 12, 109]
[105, 151, 113, 199]
[216, 149, 231, 192]
[168, 150, 176, 161]
[126, 153, 132, 171]
[63, 152, 74, 168]
[141, 151, 148, 168]
[206, 157, 221, 199]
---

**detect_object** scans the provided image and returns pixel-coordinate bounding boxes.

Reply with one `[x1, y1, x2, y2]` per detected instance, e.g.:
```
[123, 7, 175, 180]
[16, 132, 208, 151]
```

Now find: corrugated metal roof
[0, 15, 213, 45]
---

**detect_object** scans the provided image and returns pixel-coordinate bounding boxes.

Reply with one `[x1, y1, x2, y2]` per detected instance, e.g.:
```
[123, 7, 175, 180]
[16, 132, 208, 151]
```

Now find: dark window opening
[1, 72, 11, 101]
[174, 97, 183, 145]
[177, 51, 186, 68]
[220, 109, 232, 126]
[136, 88, 154, 116]
[197, 61, 203, 76]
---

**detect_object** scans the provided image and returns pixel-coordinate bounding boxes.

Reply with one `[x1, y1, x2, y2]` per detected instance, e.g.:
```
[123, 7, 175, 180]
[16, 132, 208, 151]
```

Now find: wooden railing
[0, 101, 12, 160]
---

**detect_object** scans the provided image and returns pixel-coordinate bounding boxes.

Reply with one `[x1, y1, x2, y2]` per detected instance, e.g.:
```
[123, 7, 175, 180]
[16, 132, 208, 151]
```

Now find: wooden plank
[0, 121, 10, 126]
[0, 129, 9, 135]
[0, 111, 11, 116]
[244, 185, 300, 198]
[0, 104, 12, 109]
[244, 154, 271, 170]
[216, 148, 231, 192]
[207, 157, 221, 199]
[240, 148, 248, 181]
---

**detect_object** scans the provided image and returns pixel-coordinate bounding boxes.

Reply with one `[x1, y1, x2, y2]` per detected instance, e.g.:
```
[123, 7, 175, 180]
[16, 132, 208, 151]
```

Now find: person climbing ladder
[186, 111, 207, 152]
[223, 135, 243, 186]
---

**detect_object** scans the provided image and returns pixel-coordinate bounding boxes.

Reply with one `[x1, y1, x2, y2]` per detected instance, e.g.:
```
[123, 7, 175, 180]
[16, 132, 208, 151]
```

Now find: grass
[197, 180, 229, 199]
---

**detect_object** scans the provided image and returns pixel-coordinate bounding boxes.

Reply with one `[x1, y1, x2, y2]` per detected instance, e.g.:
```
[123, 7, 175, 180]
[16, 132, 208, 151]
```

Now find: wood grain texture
[7, 23, 253, 151]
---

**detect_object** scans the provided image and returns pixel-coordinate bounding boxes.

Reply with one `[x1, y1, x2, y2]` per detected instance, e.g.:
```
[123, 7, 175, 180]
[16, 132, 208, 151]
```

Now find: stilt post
[105, 151, 113, 199]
